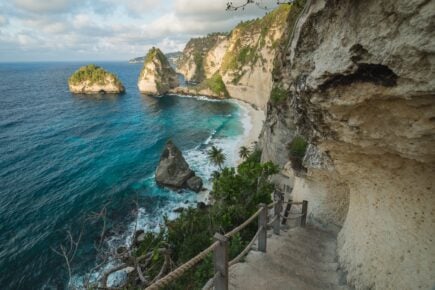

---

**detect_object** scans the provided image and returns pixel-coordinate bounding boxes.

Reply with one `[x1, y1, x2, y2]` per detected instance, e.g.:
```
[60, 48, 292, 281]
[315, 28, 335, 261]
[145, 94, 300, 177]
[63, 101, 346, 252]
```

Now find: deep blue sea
[0, 62, 247, 289]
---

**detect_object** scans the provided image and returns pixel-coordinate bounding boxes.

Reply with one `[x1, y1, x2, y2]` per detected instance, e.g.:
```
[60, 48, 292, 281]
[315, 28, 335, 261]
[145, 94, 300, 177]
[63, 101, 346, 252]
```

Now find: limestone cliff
[259, 0, 435, 289]
[138, 47, 179, 96]
[176, 5, 300, 109]
[68, 64, 125, 94]
[177, 33, 227, 84]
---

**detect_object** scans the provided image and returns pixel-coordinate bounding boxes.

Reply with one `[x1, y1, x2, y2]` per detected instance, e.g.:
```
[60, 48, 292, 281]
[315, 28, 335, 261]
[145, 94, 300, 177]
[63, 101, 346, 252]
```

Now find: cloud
[13, 0, 76, 13]
[0, 0, 282, 61]
[0, 15, 8, 26]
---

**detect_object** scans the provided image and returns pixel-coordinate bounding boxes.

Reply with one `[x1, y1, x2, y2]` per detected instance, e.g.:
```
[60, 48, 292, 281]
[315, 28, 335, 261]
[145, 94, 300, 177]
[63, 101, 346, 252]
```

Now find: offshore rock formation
[129, 51, 182, 67]
[156, 140, 203, 192]
[260, 0, 435, 289]
[68, 64, 125, 94]
[138, 47, 179, 96]
[176, 5, 299, 109]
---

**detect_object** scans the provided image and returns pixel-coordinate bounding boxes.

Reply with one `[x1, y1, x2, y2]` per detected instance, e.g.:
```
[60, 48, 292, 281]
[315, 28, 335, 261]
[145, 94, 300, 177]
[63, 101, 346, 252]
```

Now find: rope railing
[145, 241, 220, 290]
[229, 226, 262, 266]
[145, 198, 308, 290]
[280, 213, 306, 220]
[224, 206, 263, 238]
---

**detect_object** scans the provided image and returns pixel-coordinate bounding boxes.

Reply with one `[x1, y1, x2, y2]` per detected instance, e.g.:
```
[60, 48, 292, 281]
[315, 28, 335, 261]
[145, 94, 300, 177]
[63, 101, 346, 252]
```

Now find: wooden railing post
[301, 200, 308, 227]
[273, 197, 282, 235]
[282, 199, 292, 225]
[213, 233, 229, 290]
[258, 203, 267, 252]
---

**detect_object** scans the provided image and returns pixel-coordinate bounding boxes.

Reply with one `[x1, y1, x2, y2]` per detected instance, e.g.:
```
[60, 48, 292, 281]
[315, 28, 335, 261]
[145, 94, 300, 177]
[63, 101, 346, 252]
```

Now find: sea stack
[137, 47, 179, 96]
[155, 140, 203, 192]
[68, 64, 125, 94]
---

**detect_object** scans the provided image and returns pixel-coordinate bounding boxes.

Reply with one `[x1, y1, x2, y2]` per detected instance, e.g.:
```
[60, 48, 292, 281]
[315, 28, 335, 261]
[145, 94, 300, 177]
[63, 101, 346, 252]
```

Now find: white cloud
[0, 15, 8, 26]
[13, 0, 76, 13]
[0, 0, 282, 61]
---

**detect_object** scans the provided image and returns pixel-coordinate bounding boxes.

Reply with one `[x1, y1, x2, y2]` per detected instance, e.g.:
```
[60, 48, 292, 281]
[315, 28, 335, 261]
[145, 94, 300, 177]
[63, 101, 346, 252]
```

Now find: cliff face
[138, 47, 179, 96]
[176, 5, 299, 109]
[68, 65, 125, 94]
[177, 33, 227, 84]
[260, 0, 435, 289]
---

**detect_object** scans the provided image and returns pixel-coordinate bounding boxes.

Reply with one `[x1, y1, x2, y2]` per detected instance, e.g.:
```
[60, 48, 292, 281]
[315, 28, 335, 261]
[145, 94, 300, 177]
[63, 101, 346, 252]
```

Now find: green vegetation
[238, 146, 251, 160]
[287, 136, 308, 171]
[129, 149, 279, 289]
[207, 145, 226, 169]
[68, 64, 122, 86]
[204, 73, 229, 97]
[270, 86, 288, 104]
[144, 47, 169, 66]
[177, 33, 227, 83]
[220, 4, 292, 84]
[194, 73, 229, 97]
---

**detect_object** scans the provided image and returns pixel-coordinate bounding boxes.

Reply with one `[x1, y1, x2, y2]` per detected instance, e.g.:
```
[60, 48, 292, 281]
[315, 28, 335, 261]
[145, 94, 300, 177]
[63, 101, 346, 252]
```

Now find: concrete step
[228, 225, 350, 290]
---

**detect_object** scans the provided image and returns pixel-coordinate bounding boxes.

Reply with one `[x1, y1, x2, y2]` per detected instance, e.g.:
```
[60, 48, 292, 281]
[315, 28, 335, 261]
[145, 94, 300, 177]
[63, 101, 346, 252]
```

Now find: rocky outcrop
[155, 140, 203, 192]
[68, 64, 125, 94]
[138, 47, 179, 96]
[260, 0, 435, 289]
[176, 5, 299, 109]
[129, 51, 182, 66]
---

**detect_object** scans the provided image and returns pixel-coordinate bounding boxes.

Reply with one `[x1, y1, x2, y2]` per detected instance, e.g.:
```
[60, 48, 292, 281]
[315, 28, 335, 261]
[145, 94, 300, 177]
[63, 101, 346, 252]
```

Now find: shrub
[68, 64, 121, 87]
[270, 86, 287, 104]
[287, 136, 308, 172]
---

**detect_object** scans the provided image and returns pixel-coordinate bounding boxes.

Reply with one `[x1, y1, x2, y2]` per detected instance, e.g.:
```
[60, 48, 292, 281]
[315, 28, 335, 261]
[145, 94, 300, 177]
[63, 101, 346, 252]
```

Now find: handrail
[145, 199, 308, 290]
[145, 241, 220, 290]
[145, 202, 271, 290]
[280, 213, 306, 220]
[229, 226, 262, 266]
[224, 206, 263, 238]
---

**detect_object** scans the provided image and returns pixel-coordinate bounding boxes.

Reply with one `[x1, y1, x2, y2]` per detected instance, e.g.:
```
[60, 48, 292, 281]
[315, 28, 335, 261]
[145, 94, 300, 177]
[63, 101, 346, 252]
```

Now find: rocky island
[68, 64, 125, 94]
[155, 140, 203, 192]
[137, 47, 179, 96]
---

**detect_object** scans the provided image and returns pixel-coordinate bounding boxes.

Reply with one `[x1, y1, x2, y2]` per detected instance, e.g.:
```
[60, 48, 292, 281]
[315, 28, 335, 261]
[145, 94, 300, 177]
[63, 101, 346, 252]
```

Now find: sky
[0, 0, 279, 62]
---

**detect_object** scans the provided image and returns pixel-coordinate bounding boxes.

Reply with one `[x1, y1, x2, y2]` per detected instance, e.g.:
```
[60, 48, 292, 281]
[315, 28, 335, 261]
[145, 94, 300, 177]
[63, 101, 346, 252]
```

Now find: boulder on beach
[155, 140, 203, 192]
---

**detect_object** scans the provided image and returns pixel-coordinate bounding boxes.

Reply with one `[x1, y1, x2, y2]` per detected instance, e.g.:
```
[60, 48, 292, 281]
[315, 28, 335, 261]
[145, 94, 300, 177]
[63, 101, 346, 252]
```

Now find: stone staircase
[228, 225, 349, 290]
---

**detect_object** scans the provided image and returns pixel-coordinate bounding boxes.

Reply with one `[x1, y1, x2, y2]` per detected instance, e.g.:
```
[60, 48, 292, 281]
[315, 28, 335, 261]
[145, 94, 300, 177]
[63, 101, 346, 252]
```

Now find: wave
[73, 98, 252, 288]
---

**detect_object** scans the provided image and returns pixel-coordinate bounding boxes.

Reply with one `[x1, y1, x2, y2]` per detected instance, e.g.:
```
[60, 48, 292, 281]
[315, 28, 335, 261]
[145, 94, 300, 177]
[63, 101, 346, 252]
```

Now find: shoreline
[232, 99, 265, 165]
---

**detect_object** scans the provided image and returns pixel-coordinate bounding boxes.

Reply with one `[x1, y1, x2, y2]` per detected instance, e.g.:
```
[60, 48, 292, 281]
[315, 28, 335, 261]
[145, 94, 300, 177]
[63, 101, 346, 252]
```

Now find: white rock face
[260, 0, 435, 289]
[176, 6, 295, 110]
[69, 78, 124, 94]
[138, 47, 179, 96]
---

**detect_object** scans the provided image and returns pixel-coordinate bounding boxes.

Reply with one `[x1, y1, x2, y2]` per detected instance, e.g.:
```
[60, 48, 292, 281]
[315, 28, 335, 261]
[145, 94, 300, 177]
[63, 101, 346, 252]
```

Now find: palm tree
[238, 146, 250, 160]
[207, 146, 226, 170]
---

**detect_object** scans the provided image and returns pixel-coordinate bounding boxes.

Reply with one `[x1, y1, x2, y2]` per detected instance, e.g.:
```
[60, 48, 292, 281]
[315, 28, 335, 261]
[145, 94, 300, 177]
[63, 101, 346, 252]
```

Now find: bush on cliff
[68, 64, 122, 86]
[287, 136, 308, 172]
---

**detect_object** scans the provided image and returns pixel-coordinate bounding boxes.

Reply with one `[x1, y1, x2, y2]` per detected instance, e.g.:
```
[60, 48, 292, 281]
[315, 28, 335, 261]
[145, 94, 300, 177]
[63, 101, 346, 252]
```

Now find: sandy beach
[233, 100, 265, 164]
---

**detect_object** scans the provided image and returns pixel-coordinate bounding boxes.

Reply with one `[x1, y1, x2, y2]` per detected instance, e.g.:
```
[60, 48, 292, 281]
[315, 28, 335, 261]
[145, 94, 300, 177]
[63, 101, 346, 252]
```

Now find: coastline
[232, 99, 265, 165]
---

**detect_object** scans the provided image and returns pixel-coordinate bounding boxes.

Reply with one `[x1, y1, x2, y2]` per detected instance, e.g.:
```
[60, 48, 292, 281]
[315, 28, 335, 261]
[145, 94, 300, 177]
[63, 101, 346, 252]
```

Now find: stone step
[228, 225, 350, 290]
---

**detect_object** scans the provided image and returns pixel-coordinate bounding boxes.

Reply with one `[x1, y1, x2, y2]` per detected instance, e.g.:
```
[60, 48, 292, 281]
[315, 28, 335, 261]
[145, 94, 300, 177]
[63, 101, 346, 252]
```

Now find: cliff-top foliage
[144, 47, 169, 66]
[177, 33, 227, 83]
[219, 4, 295, 84]
[68, 64, 122, 86]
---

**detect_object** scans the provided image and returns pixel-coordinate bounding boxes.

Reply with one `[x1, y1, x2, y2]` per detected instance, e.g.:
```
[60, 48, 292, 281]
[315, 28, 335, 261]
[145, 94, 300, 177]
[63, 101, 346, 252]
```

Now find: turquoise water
[0, 62, 245, 289]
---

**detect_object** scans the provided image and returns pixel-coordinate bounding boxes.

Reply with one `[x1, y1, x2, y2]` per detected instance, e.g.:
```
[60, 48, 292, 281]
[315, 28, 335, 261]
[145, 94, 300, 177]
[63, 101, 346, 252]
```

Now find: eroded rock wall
[260, 0, 435, 288]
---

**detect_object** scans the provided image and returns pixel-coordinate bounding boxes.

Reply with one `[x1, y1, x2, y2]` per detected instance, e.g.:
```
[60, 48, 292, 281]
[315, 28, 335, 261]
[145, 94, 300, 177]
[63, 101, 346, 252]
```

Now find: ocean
[0, 62, 248, 289]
